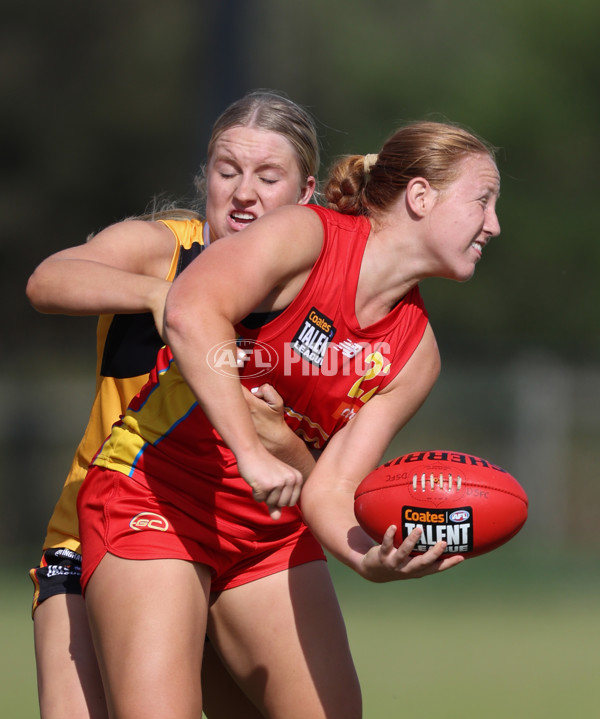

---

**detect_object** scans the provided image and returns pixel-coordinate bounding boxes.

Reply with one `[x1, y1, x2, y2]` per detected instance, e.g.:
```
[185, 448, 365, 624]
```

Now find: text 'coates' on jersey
[291, 307, 336, 367]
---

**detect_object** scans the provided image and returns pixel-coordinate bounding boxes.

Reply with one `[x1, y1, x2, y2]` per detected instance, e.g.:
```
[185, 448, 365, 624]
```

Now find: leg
[33, 576, 263, 719]
[85, 553, 212, 719]
[34, 593, 108, 719]
[202, 639, 265, 718]
[208, 561, 362, 719]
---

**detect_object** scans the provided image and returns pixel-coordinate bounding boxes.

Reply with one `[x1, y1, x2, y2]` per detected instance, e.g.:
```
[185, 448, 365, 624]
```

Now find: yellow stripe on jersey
[94, 359, 199, 474]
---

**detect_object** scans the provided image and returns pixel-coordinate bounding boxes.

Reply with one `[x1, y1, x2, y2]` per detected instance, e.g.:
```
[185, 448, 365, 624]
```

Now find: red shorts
[77, 466, 325, 593]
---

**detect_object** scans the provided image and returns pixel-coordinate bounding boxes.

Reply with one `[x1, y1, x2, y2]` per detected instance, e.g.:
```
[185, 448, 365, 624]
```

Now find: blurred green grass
[333, 544, 599, 718]
[2, 544, 598, 718]
[0, 566, 38, 717]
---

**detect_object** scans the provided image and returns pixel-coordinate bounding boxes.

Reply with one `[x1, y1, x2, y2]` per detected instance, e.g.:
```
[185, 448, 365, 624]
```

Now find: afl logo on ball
[130, 512, 169, 532]
[449, 509, 470, 523]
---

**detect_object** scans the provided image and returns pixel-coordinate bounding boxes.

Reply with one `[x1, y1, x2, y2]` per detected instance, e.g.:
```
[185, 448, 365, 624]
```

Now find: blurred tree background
[1, 0, 599, 558]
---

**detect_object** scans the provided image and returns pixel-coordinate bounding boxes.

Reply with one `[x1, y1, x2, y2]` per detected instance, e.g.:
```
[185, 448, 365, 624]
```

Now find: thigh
[34, 593, 108, 719]
[85, 553, 212, 719]
[207, 561, 362, 719]
[202, 640, 265, 719]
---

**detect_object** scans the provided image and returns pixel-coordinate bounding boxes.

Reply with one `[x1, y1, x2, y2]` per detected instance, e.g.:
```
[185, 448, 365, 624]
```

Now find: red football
[354, 450, 528, 558]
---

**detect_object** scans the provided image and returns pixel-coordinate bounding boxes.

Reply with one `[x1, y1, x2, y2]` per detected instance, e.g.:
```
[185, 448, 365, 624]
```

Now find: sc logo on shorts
[129, 512, 169, 532]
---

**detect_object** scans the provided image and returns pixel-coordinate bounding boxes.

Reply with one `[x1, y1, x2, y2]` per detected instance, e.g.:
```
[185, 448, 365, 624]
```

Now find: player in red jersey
[78, 120, 501, 718]
[27, 90, 319, 719]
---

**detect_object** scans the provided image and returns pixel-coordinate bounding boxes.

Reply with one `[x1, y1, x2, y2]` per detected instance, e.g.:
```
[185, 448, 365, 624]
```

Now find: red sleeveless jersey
[92, 206, 428, 531]
[236, 205, 428, 448]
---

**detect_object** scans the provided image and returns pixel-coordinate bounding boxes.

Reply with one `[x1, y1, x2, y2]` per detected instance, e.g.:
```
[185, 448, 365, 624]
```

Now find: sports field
[2, 545, 597, 718]
[337, 545, 598, 718]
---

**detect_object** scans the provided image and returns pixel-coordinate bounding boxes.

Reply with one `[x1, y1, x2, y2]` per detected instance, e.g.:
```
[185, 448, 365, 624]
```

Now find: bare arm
[300, 324, 464, 581]
[164, 205, 324, 516]
[26, 220, 176, 332]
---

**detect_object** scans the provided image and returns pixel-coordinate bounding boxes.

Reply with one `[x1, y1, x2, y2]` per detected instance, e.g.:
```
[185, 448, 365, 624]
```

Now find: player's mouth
[471, 239, 486, 259]
[229, 211, 257, 230]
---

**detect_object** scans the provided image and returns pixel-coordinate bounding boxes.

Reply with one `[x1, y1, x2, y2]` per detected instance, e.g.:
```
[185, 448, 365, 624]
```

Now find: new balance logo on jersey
[291, 308, 336, 367]
[330, 339, 364, 358]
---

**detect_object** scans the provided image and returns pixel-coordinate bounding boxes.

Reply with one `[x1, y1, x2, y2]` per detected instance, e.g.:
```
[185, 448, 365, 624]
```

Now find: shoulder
[206, 205, 325, 266]
[156, 217, 206, 250]
[252, 205, 328, 259]
[255, 204, 325, 232]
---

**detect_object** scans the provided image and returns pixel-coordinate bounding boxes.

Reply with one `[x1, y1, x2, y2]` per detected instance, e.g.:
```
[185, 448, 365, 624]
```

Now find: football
[354, 450, 528, 558]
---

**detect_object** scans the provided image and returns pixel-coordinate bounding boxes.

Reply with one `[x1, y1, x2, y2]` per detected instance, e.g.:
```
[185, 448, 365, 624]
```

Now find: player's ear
[405, 177, 436, 217]
[297, 176, 316, 205]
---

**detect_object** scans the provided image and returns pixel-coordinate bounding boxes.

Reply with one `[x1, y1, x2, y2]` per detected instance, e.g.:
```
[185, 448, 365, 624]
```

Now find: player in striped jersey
[27, 90, 318, 719]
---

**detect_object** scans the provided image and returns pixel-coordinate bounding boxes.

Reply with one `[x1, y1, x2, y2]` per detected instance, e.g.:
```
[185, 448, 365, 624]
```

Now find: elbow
[163, 286, 191, 345]
[297, 480, 318, 523]
[25, 267, 50, 312]
[433, 350, 442, 383]
[429, 332, 442, 383]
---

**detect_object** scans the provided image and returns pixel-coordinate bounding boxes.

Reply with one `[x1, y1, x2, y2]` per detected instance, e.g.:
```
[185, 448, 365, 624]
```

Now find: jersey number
[347, 351, 391, 404]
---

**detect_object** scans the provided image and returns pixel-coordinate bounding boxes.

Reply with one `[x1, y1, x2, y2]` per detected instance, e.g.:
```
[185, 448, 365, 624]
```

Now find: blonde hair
[325, 121, 496, 216]
[194, 90, 320, 205]
[205, 89, 319, 182]
[136, 90, 321, 221]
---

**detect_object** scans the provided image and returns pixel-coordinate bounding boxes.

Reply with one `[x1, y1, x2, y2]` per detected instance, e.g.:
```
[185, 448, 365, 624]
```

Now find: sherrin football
[354, 450, 528, 558]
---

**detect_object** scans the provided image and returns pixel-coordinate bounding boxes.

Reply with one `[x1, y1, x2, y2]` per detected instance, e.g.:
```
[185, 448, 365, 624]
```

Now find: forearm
[299, 356, 459, 583]
[26, 258, 170, 317]
[164, 303, 262, 459]
[165, 308, 304, 517]
[296, 394, 405, 576]
[301, 329, 441, 570]
[271, 434, 317, 481]
[301, 483, 376, 574]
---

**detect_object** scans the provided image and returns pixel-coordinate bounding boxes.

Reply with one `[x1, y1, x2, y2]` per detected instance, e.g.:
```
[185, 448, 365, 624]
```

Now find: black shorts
[30, 547, 83, 614]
